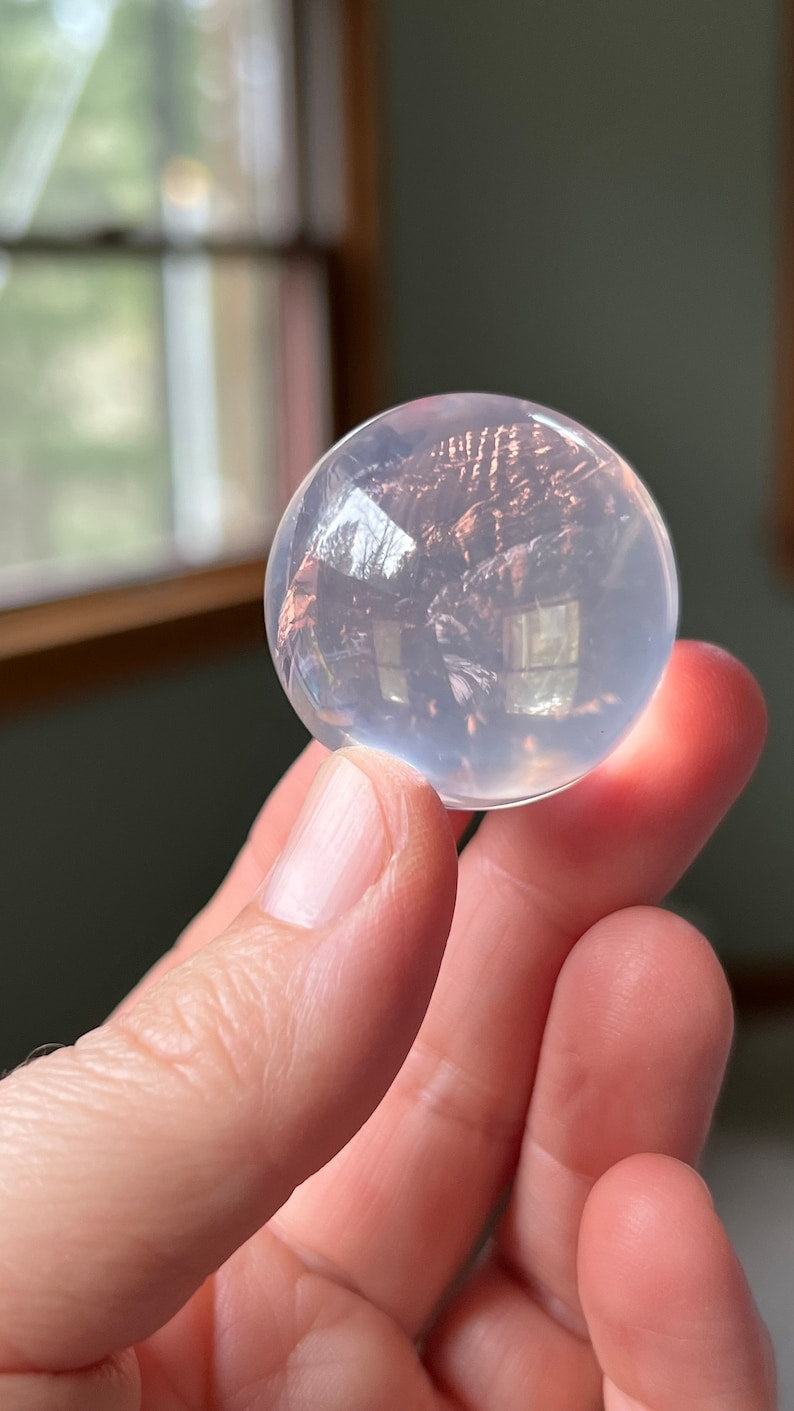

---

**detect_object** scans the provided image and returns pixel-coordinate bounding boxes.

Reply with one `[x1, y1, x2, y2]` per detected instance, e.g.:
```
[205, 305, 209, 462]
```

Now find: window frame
[0, 0, 383, 714]
[778, 0, 794, 581]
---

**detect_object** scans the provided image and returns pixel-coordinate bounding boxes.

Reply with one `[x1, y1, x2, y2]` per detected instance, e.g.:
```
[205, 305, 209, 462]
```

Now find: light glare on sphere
[265, 393, 678, 809]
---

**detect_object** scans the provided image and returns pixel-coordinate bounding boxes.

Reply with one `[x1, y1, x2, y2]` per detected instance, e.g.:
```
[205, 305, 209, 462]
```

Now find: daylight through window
[0, 0, 339, 609]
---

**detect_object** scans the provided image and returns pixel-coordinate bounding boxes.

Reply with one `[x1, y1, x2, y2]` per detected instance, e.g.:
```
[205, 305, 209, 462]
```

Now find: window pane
[0, 251, 327, 607]
[0, 0, 297, 239]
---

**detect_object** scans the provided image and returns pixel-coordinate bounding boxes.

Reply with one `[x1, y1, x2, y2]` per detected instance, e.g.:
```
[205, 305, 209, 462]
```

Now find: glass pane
[0, 0, 297, 239]
[0, 251, 320, 606]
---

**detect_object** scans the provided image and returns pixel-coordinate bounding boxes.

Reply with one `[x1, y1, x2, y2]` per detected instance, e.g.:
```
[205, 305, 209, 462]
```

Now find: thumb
[0, 749, 458, 1372]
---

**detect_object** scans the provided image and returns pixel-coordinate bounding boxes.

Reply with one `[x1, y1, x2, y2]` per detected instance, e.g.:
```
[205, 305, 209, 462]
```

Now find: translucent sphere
[265, 393, 678, 809]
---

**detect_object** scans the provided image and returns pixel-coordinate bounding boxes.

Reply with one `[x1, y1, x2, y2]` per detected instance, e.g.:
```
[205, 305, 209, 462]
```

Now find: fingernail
[261, 754, 391, 927]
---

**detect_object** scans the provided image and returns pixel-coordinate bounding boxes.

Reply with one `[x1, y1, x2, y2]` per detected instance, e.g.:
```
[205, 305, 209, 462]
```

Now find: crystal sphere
[265, 393, 678, 809]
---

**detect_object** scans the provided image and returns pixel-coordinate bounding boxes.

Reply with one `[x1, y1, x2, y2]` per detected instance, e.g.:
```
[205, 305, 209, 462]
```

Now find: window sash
[0, 0, 382, 713]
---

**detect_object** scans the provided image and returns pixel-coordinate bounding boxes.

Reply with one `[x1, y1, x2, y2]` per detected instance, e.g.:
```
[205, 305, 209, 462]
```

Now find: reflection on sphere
[265, 393, 678, 809]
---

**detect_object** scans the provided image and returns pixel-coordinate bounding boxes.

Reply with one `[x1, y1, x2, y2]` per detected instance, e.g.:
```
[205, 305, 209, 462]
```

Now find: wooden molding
[328, 0, 386, 435]
[776, 0, 794, 581]
[0, 560, 267, 713]
[0, 559, 266, 658]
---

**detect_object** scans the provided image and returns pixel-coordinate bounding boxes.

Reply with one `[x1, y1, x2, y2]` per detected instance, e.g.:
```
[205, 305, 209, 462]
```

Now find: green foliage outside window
[0, 0, 291, 602]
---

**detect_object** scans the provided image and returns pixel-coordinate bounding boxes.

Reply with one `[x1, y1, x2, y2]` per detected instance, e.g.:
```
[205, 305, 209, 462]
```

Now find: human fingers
[497, 906, 733, 1333]
[578, 1154, 777, 1410]
[421, 908, 733, 1409]
[272, 642, 766, 1335]
[0, 1352, 140, 1411]
[0, 749, 457, 1373]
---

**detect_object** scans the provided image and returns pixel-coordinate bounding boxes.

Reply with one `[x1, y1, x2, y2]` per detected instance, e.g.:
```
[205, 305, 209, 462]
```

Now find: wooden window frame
[0, 0, 383, 715]
[778, 0, 794, 581]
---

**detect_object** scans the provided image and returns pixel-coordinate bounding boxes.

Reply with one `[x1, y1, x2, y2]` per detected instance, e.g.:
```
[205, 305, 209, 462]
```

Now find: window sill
[0, 559, 268, 715]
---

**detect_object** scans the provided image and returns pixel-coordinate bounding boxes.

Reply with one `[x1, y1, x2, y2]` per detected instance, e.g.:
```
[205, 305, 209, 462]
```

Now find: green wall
[380, 0, 791, 962]
[0, 652, 308, 1071]
[0, 0, 789, 1070]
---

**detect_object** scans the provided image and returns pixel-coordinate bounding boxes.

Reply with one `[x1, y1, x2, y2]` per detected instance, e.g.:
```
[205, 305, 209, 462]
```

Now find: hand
[0, 641, 776, 1410]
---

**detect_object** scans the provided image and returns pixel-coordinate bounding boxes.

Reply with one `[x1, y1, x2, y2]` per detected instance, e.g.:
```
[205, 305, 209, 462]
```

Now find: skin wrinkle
[534, 1036, 592, 1143]
[0, 1352, 142, 1411]
[424, 1257, 602, 1411]
[475, 840, 576, 943]
[80, 1015, 289, 1203]
[492, 1242, 592, 1343]
[275, 1275, 374, 1410]
[498, 1137, 594, 1340]
[521, 1126, 599, 1202]
[278, 1060, 515, 1357]
[101, 928, 307, 1124]
[216, 1247, 439, 1411]
[264, 1227, 371, 1316]
[105, 992, 261, 1103]
[399, 1032, 527, 1148]
[212, 1242, 306, 1403]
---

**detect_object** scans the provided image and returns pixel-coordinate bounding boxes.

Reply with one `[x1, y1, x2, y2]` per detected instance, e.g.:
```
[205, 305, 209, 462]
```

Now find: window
[0, 0, 381, 706]
[779, 1, 794, 582]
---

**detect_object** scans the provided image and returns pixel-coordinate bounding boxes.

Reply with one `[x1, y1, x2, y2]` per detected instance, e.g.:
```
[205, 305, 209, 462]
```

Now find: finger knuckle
[87, 932, 293, 1114]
